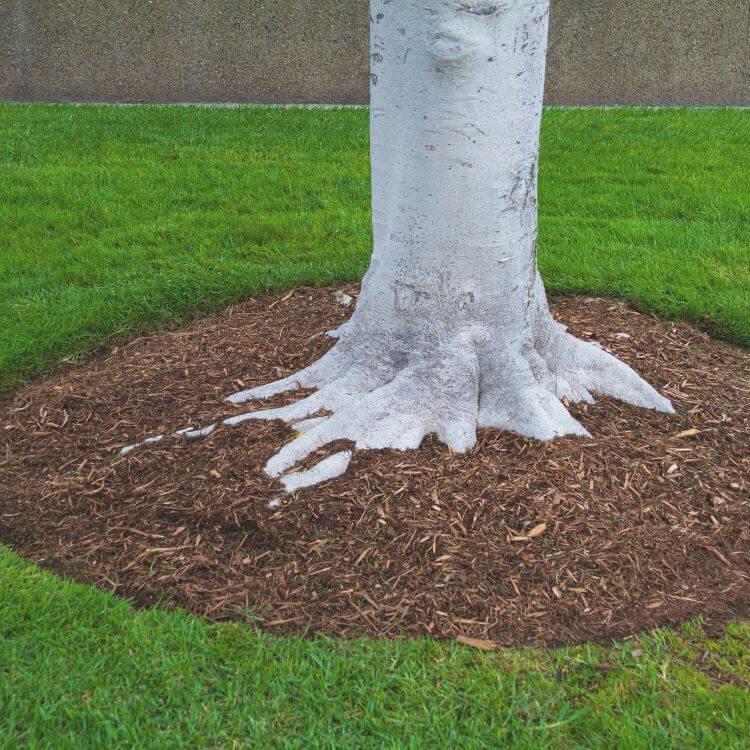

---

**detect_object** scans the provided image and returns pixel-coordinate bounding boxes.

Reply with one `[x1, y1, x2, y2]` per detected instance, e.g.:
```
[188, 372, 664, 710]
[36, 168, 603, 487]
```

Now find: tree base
[222, 313, 674, 489]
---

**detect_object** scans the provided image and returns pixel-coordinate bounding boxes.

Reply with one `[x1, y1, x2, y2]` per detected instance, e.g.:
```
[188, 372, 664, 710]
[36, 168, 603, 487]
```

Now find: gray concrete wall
[1, 0, 748, 105]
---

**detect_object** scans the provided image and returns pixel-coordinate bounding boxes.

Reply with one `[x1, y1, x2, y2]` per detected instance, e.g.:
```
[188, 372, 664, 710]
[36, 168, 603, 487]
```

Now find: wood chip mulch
[1, 287, 748, 647]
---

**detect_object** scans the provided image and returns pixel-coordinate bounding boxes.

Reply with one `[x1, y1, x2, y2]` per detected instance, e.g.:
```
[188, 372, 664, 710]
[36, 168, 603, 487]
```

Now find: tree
[127, 0, 673, 489]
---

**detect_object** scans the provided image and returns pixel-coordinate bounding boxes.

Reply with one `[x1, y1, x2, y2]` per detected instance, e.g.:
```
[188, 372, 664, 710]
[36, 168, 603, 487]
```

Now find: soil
[1, 287, 748, 647]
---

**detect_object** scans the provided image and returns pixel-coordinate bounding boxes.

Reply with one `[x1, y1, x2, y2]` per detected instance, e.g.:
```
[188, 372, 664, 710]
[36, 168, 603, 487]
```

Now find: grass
[0, 104, 748, 746]
[1, 549, 748, 749]
[0, 104, 748, 391]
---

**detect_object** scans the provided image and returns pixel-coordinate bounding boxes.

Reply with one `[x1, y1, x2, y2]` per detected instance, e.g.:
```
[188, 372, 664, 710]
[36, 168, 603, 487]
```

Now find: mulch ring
[1, 286, 748, 648]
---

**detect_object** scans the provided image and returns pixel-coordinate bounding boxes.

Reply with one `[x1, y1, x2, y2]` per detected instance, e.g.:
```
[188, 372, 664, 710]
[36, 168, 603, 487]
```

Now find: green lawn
[0, 104, 748, 747]
[0, 104, 748, 391]
[2, 550, 749, 749]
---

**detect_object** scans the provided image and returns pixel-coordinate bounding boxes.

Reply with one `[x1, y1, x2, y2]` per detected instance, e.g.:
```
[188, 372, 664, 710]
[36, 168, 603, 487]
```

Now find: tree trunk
[224, 0, 673, 486]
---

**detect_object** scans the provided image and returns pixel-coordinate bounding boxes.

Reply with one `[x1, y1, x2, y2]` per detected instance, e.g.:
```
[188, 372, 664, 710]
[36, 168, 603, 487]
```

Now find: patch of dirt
[1, 287, 748, 647]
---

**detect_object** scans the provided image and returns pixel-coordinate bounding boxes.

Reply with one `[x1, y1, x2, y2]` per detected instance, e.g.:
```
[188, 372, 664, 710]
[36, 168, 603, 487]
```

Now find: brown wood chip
[456, 635, 499, 650]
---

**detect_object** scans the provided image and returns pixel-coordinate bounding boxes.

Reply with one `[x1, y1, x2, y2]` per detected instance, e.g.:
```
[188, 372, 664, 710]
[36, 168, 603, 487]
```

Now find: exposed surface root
[540, 328, 675, 414]
[218, 313, 674, 487]
[122, 301, 674, 488]
[279, 450, 353, 493]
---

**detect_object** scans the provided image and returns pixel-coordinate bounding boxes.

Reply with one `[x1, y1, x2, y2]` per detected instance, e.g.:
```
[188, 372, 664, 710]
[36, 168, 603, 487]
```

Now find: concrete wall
[1, 0, 748, 105]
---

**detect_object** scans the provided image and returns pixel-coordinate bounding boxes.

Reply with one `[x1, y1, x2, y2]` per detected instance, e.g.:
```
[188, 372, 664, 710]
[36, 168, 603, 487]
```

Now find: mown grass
[1, 550, 748, 749]
[0, 104, 748, 747]
[0, 104, 748, 391]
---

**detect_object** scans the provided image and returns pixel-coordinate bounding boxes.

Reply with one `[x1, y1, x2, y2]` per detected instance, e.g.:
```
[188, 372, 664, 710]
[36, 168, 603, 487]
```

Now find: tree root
[119, 318, 673, 491]
[224, 323, 672, 488]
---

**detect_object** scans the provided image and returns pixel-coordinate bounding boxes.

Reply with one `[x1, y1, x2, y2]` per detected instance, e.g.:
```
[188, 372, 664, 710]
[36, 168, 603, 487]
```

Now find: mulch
[1, 287, 748, 648]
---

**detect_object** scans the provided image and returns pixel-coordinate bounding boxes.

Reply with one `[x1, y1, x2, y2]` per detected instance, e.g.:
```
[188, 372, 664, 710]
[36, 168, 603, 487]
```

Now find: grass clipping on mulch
[1, 288, 748, 647]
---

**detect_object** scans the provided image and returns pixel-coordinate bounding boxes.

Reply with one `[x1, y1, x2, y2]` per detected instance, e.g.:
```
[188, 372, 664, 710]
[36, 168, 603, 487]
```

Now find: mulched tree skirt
[1, 287, 748, 647]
